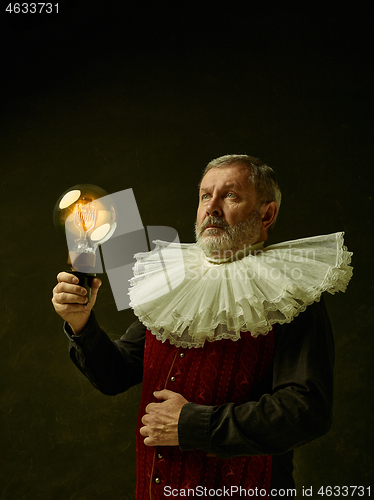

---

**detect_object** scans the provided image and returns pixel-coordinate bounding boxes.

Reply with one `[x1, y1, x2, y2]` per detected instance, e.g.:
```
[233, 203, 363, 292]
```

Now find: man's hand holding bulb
[52, 272, 102, 335]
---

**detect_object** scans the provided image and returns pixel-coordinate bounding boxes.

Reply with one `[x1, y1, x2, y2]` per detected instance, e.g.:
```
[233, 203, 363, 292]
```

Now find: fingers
[139, 412, 179, 447]
[141, 414, 149, 426]
[53, 281, 88, 303]
[144, 402, 158, 414]
[139, 415, 162, 447]
[55, 273, 101, 297]
[57, 271, 79, 284]
[52, 273, 91, 317]
[52, 301, 89, 314]
[139, 426, 153, 446]
[51, 291, 88, 315]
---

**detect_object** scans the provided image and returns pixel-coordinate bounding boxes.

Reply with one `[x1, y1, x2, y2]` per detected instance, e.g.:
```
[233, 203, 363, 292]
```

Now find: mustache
[198, 216, 230, 234]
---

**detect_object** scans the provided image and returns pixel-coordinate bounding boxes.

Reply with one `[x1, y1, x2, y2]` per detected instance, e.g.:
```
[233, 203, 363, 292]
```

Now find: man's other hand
[140, 390, 188, 447]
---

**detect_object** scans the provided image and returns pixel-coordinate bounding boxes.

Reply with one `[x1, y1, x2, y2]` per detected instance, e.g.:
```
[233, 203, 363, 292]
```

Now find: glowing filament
[74, 202, 97, 235]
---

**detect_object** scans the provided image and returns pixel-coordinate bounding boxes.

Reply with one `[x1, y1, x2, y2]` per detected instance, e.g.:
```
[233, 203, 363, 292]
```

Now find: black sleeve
[66, 311, 146, 395]
[178, 298, 334, 458]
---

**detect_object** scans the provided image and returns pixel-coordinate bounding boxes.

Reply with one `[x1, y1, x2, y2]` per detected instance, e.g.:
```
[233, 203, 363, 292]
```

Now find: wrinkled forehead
[199, 164, 255, 193]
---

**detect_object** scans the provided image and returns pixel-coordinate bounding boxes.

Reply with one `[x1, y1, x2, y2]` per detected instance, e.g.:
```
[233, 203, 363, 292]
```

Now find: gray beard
[195, 210, 262, 259]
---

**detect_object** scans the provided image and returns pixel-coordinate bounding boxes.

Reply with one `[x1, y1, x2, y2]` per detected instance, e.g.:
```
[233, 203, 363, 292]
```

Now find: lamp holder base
[68, 251, 96, 274]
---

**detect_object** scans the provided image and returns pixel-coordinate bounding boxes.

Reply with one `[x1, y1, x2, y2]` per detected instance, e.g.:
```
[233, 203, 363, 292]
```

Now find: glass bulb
[54, 184, 117, 273]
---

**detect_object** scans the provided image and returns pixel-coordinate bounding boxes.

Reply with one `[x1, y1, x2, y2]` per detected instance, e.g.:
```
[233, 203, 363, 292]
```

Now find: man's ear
[261, 201, 278, 230]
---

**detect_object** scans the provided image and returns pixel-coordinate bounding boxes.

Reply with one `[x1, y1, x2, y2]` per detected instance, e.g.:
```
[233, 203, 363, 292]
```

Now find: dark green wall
[1, 2, 373, 498]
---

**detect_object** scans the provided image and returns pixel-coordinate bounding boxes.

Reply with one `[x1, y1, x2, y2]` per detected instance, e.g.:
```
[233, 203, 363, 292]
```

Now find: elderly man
[52, 155, 352, 499]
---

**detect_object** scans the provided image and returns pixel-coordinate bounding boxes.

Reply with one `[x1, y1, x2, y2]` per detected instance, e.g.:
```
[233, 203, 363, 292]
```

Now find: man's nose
[206, 197, 223, 217]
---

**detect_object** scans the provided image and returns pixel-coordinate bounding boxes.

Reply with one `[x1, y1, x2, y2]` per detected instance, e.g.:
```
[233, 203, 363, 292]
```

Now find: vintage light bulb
[54, 184, 117, 301]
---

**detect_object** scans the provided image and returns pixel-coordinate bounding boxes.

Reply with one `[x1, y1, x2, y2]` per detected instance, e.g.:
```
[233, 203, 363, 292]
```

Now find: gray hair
[200, 154, 281, 232]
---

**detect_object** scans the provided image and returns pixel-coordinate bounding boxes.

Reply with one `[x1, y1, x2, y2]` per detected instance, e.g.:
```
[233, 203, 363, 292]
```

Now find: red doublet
[136, 329, 275, 499]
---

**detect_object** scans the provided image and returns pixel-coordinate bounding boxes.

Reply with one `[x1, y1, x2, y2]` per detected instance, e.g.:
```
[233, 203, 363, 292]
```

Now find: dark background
[0, 1, 373, 498]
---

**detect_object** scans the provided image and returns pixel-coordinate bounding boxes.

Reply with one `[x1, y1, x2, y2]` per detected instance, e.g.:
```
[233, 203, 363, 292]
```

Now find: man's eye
[202, 194, 210, 200]
[227, 193, 235, 198]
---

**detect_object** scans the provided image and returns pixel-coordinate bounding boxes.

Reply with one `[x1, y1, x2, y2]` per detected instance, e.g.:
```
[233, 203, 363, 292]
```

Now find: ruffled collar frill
[128, 232, 353, 348]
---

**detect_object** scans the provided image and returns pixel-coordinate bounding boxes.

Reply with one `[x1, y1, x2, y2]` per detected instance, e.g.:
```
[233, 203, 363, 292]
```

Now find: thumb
[88, 278, 102, 307]
[92, 278, 102, 292]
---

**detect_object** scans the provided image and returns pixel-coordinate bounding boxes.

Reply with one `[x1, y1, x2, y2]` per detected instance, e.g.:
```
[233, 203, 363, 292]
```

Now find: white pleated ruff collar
[128, 232, 353, 348]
